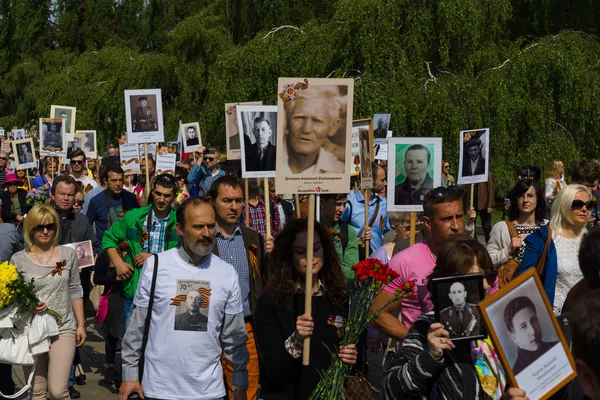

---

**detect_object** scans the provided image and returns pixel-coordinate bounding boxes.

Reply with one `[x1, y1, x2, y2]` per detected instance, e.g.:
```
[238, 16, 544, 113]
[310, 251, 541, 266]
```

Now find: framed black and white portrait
[373, 113, 391, 143]
[76, 130, 97, 160]
[225, 101, 262, 161]
[457, 128, 490, 185]
[275, 78, 354, 195]
[479, 269, 576, 399]
[238, 105, 277, 179]
[39, 117, 66, 157]
[50, 105, 76, 139]
[359, 128, 373, 189]
[66, 135, 83, 161]
[12, 138, 36, 170]
[181, 122, 201, 153]
[431, 273, 485, 341]
[13, 129, 25, 140]
[124, 89, 164, 143]
[64, 240, 95, 269]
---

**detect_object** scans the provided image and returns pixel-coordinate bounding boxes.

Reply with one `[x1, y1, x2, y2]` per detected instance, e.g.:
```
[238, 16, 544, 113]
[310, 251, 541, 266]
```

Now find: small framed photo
[167, 141, 181, 162]
[39, 118, 66, 157]
[238, 105, 277, 179]
[225, 101, 262, 160]
[13, 129, 25, 140]
[359, 127, 373, 189]
[124, 89, 164, 144]
[77, 130, 97, 159]
[66, 134, 84, 161]
[50, 105, 76, 139]
[387, 137, 442, 212]
[373, 113, 391, 144]
[64, 240, 95, 269]
[457, 128, 489, 185]
[181, 122, 201, 153]
[350, 119, 371, 176]
[431, 273, 485, 341]
[12, 138, 36, 170]
[478, 269, 576, 399]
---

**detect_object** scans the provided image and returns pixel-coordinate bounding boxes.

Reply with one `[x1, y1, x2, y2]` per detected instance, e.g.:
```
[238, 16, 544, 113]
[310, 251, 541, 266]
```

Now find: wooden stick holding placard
[142, 143, 150, 206]
[364, 189, 370, 259]
[409, 211, 417, 246]
[245, 179, 250, 227]
[295, 194, 301, 218]
[470, 184, 475, 210]
[264, 178, 271, 238]
[302, 194, 316, 366]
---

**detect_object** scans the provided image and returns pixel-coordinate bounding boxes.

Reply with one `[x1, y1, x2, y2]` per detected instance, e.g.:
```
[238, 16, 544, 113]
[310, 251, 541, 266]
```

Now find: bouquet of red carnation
[310, 258, 415, 399]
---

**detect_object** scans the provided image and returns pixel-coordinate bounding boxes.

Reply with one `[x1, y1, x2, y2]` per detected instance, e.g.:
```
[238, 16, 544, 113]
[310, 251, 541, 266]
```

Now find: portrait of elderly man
[394, 144, 434, 205]
[282, 86, 346, 174]
[504, 296, 559, 375]
[439, 281, 481, 338]
[462, 138, 485, 176]
[174, 290, 209, 331]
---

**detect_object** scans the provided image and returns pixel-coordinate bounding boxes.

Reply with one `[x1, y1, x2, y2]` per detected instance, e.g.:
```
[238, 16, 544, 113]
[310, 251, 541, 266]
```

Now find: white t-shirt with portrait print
[133, 248, 243, 400]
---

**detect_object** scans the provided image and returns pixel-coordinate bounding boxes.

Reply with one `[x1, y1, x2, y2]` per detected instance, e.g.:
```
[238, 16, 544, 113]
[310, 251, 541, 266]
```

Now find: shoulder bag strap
[535, 227, 552, 276]
[505, 220, 518, 238]
[138, 254, 159, 381]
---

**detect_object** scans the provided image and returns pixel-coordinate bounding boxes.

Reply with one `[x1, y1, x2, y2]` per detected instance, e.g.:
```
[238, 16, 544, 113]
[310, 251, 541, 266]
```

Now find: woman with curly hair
[254, 219, 358, 399]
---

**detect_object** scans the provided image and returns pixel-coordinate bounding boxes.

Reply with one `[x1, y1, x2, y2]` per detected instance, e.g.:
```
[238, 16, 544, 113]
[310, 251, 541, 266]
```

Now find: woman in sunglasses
[72, 184, 86, 213]
[516, 184, 592, 315]
[0, 173, 31, 225]
[440, 160, 455, 187]
[10, 204, 86, 399]
[487, 179, 547, 268]
[382, 236, 527, 400]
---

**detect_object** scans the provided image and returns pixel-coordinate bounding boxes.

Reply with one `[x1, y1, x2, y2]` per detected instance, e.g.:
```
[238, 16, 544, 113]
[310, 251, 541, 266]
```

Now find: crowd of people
[0, 133, 600, 400]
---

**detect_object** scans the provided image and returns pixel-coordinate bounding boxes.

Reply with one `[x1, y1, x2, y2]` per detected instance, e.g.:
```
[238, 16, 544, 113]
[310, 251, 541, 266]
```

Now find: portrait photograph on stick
[431, 273, 485, 341]
[387, 137, 442, 212]
[181, 122, 201, 153]
[225, 101, 262, 161]
[66, 135, 83, 161]
[77, 130, 97, 159]
[373, 113, 391, 143]
[359, 127, 373, 189]
[39, 117, 66, 157]
[275, 77, 354, 194]
[12, 138, 36, 170]
[457, 128, 490, 185]
[13, 128, 25, 140]
[238, 105, 277, 178]
[50, 105, 76, 138]
[124, 89, 164, 143]
[351, 119, 370, 176]
[479, 269, 576, 399]
[64, 240, 95, 269]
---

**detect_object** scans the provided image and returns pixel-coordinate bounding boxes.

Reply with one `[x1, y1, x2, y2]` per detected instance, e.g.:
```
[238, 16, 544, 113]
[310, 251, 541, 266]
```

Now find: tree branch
[263, 25, 302, 40]
[424, 61, 436, 90]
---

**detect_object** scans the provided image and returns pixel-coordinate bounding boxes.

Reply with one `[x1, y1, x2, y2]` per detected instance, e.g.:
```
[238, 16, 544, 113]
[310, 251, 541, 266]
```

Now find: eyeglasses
[423, 186, 465, 204]
[444, 165, 450, 169]
[205, 157, 215, 161]
[75, 200, 85, 206]
[33, 223, 57, 233]
[5, 182, 18, 187]
[0, 157, 7, 160]
[175, 176, 185, 181]
[572, 200, 595, 211]
[70, 160, 84, 165]
[392, 224, 412, 233]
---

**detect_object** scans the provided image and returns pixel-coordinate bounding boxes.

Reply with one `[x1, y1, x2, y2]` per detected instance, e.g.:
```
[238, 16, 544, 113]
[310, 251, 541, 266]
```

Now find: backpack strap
[138, 254, 159, 381]
[505, 220, 518, 239]
[339, 221, 349, 256]
[345, 200, 353, 225]
[535, 227, 552, 276]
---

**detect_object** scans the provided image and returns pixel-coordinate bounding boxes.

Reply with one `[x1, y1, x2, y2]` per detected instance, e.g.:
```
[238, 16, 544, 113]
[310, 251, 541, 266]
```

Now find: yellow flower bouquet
[0, 261, 61, 321]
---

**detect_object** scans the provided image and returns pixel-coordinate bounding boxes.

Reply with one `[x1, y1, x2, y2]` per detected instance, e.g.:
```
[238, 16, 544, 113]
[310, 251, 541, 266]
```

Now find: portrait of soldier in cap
[133, 95, 158, 132]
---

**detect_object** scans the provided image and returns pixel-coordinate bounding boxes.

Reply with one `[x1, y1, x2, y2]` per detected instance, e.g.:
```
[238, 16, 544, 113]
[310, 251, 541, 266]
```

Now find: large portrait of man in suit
[394, 144, 434, 205]
[238, 105, 277, 178]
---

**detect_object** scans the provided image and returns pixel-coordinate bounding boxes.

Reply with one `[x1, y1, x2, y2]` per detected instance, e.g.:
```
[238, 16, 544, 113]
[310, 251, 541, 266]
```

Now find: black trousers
[477, 209, 492, 243]
[0, 363, 14, 395]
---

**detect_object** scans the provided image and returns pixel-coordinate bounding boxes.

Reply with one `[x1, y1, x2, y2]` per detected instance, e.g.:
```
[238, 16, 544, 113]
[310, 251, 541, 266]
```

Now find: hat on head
[138, 96, 147, 102]
[4, 173, 21, 186]
[465, 138, 482, 149]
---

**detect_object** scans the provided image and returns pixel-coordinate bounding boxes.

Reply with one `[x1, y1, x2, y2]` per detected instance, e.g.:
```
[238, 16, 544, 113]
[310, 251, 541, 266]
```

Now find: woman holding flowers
[254, 219, 358, 399]
[10, 204, 86, 400]
[382, 236, 527, 400]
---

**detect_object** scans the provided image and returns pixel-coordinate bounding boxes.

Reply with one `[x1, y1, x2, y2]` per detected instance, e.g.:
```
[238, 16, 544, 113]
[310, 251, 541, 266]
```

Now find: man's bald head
[448, 282, 467, 308]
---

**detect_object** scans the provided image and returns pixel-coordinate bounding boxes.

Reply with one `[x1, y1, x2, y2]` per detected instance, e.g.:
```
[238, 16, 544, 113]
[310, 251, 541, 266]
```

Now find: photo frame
[225, 101, 262, 161]
[431, 273, 486, 342]
[39, 118, 66, 157]
[167, 141, 181, 162]
[124, 89, 164, 143]
[63, 240, 95, 269]
[76, 130, 97, 159]
[457, 128, 490, 185]
[387, 137, 442, 212]
[351, 119, 371, 176]
[359, 127, 373, 190]
[12, 138, 36, 170]
[66, 134, 84, 162]
[275, 77, 354, 195]
[181, 122, 201, 153]
[50, 105, 76, 139]
[478, 269, 576, 399]
[238, 105, 277, 179]
[13, 129, 25, 140]
[373, 113, 391, 144]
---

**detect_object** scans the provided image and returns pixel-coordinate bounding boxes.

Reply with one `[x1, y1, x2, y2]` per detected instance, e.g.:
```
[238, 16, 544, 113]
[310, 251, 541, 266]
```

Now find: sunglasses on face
[33, 223, 57, 233]
[204, 157, 215, 162]
[444, 165, 450, 169]
[0, 157, 7, 161]
[175, 176, 185, 181]
[572, 200, 595, 211]
[75, 200, 85, 206]
[70, 160, 84, 165]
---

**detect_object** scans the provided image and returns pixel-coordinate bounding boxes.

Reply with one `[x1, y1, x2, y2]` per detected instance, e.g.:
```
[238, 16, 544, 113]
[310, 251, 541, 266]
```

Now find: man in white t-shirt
[119, 197, 249, 400]
[69, 149, 97, 192]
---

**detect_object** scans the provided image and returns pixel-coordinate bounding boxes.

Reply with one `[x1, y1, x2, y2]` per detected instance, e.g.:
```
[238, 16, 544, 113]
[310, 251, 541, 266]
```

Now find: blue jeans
[68, 364, 75, 387]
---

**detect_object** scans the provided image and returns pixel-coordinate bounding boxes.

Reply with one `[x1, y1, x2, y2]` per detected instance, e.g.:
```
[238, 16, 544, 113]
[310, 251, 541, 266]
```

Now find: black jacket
[57, 209, 99, 253]
[0, 189, 30, 223]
